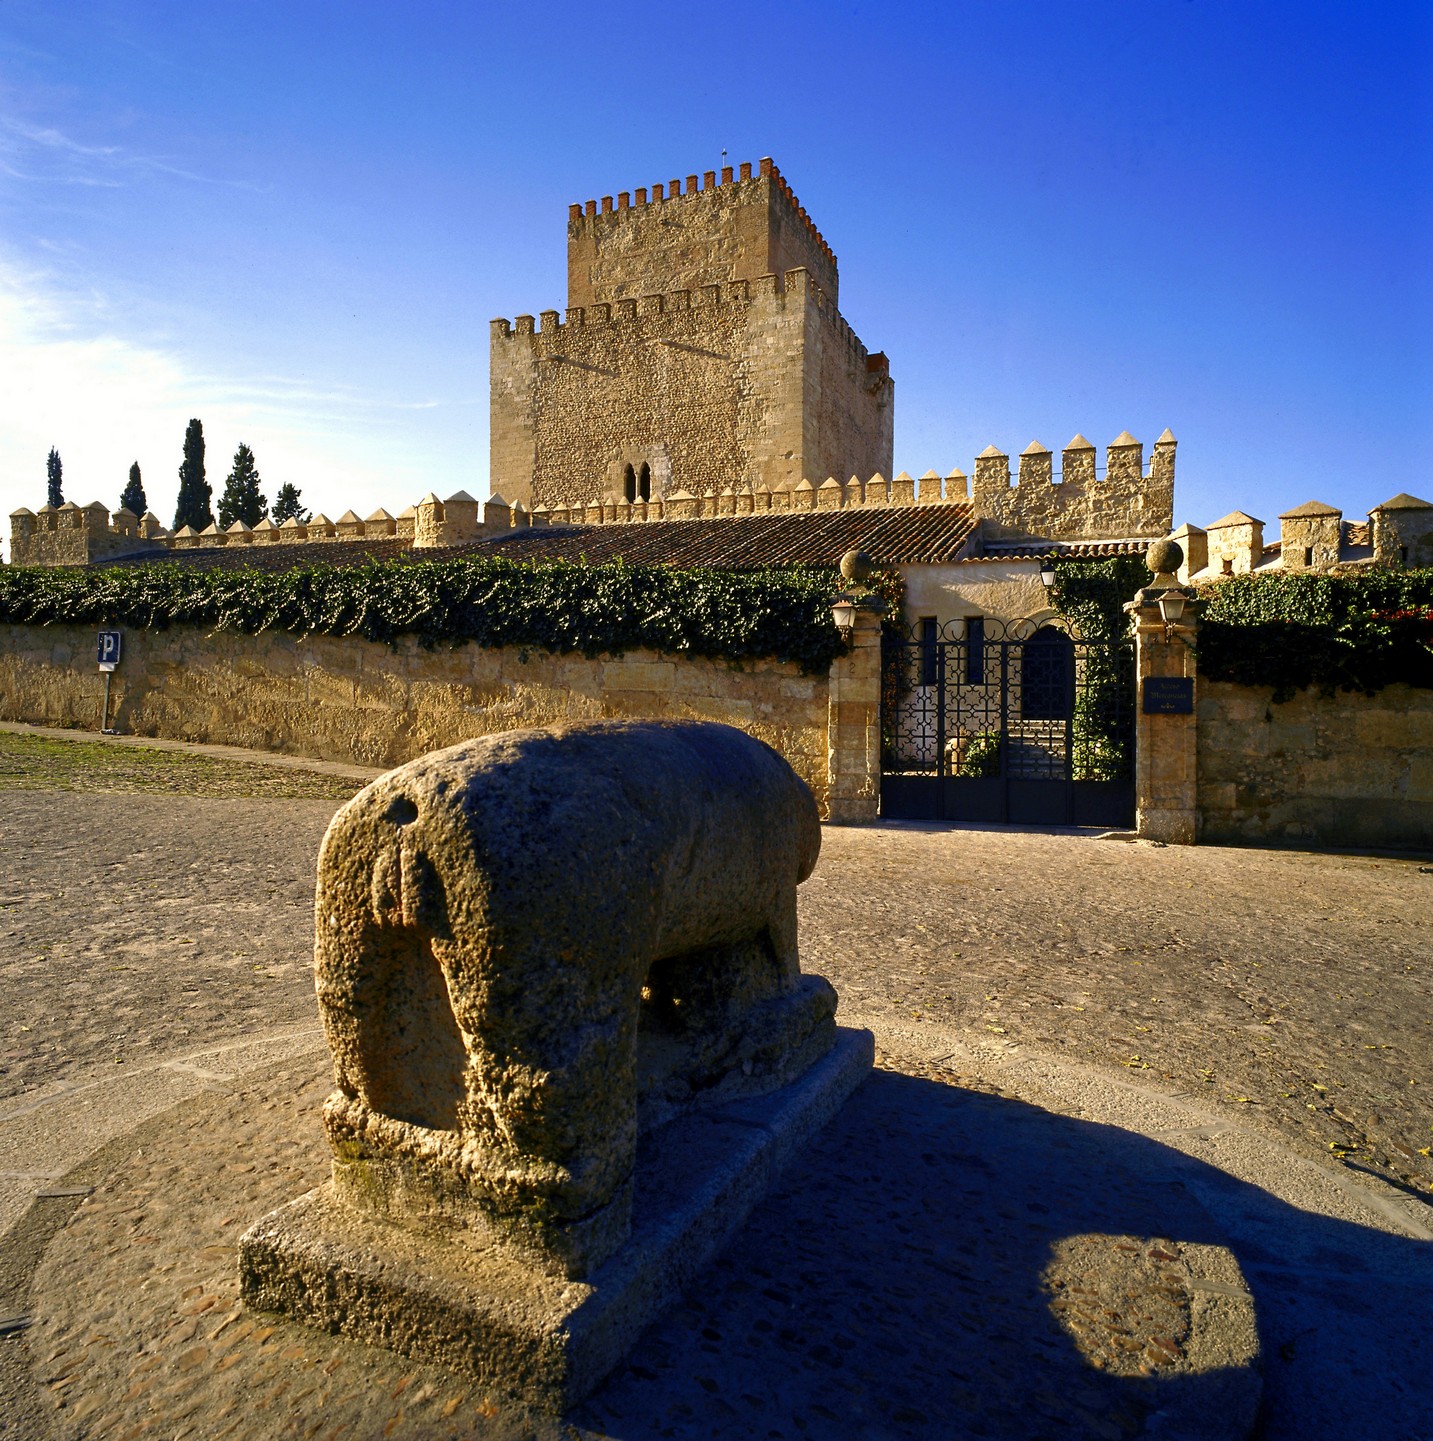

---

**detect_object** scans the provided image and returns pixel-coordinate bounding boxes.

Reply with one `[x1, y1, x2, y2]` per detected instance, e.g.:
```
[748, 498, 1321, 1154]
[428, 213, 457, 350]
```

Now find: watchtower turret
[567, 157, 839, 309]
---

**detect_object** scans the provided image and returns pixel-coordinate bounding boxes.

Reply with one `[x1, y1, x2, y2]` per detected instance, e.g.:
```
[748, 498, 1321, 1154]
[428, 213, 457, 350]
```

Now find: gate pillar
[828, 555, 885, 824]
[1128, 540, 1200, 844]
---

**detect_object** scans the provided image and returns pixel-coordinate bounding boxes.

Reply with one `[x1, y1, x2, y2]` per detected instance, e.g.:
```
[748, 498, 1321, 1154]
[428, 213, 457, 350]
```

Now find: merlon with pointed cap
[1371, 493, 1433, 511]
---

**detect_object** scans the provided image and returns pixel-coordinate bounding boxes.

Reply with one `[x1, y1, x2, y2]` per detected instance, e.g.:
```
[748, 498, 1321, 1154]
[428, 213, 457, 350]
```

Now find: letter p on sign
[97, 630, 122, 672]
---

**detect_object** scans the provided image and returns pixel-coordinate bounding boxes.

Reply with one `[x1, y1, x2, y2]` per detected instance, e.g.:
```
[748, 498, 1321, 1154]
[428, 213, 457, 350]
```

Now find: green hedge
[0, 557, 849, 674]
[1197, 570, 1433, 699]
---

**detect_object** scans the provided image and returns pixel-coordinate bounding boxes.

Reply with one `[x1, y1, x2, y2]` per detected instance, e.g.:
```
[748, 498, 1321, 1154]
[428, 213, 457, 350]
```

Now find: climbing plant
[1049, 553, 1151, 782]
[0, 556, 850, 674]
[1197, 570, 1433, 699]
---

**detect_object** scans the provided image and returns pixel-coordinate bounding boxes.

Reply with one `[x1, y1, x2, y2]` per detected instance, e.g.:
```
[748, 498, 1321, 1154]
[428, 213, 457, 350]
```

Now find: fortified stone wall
[567, 158, 839, 309]
[8, 504, 166, 567]
[806, 284, 893, 493]
[8, 501, 428, 566]
[490, 269, 891, 509]
[1197, 681, 1433, 848]
[970, 432, 1176, 542]
[0, 622, 835, 815]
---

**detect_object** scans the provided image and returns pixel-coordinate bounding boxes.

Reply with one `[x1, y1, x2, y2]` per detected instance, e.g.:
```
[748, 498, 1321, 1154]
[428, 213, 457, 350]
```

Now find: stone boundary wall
[1197, 681, 1433, 849]
[0, 622, 848, 817]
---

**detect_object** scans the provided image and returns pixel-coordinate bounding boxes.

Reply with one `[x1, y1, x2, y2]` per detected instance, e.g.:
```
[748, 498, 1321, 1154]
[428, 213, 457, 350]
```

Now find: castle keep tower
[491, 158, 893, 508]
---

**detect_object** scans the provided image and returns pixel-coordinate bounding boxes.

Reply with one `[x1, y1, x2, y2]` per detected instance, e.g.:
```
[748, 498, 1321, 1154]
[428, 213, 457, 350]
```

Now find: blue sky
[1, 1, 1428, 553]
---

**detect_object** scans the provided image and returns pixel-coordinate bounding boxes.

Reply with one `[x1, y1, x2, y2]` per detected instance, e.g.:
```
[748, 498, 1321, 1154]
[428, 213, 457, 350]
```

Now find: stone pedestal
[240, 1028, 872, 1411]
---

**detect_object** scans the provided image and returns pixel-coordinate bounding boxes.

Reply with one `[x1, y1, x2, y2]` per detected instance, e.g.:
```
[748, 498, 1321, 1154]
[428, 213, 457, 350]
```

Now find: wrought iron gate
[880, 617, 1135, 826]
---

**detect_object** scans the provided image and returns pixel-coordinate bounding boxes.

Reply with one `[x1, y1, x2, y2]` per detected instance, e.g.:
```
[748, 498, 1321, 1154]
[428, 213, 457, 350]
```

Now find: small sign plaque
[97, 630, 123, 672]
[1142, 676, 1193, 715]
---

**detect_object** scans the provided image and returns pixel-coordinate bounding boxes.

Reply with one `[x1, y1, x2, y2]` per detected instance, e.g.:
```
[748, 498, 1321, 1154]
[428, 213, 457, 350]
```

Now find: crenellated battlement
[8, 499, 424, 567]
[964, 430, 1177, 542]
[468, 430, 1170, 540]
[8, 501, 166, 567]
[566, 156, 839, 311]
[6, 429, 1170, 568]
[491, 266, 879, 373]
[492, 273, 779, 341]
[568, 158, 835, 271]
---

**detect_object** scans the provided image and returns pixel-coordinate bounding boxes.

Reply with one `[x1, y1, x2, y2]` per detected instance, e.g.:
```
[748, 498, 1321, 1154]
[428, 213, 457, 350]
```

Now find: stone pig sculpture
[314, 719, 834, 1279]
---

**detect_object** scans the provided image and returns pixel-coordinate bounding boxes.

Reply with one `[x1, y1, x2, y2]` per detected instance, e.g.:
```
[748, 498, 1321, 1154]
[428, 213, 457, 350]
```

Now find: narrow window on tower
[623, 464, 636, 504]
[638, 462, 651, 502]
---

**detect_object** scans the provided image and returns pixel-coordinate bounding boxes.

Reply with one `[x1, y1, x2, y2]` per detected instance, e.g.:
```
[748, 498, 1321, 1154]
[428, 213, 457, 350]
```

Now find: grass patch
[0, 730, 366, 800]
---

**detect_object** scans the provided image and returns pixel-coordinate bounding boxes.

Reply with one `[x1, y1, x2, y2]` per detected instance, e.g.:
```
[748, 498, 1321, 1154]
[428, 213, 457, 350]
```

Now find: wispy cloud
[0, 117, 264, 191]
[0, 259, 474, 545]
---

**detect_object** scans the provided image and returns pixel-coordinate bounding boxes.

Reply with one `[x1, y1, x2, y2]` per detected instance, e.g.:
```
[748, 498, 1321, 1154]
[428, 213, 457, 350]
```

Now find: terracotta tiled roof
[425, 506, 979, 569]
[92, 506, 981, 573]
[1344, 521, 1371, 548]
[96, 538, 413, 571]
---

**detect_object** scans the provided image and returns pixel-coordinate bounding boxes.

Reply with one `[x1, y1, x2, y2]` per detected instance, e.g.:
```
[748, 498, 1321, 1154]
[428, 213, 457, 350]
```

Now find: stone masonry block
[602, 660, 677, 693]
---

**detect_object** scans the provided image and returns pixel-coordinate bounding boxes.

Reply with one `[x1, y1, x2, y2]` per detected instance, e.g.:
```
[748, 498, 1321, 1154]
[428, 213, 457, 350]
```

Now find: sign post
[97, 630, 122, 734]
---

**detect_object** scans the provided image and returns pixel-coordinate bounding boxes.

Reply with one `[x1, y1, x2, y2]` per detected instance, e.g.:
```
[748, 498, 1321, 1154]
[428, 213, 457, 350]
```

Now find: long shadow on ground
[573, 1068, 1432, 1441]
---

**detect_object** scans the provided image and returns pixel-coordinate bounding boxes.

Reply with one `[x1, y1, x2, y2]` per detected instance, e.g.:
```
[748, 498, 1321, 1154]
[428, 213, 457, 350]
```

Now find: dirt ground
[1, 731, 1430, 1202]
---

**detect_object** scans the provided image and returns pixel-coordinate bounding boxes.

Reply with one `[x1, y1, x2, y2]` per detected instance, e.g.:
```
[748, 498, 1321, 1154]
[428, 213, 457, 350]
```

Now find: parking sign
[97, 630, 123, 672]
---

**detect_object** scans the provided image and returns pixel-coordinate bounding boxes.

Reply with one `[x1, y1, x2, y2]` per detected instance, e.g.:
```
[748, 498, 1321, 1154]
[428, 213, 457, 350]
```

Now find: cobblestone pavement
[1, 736, 1431, 1439]
[4, 757, 1430, 1196]
[802, 823, 1432, 1201]
[0, 790, 346, 1103]
[24, 1049, 1257, 1441]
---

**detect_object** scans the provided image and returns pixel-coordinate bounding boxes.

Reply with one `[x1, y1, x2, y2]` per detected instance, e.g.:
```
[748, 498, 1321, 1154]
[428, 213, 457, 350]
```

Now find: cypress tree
[271, 482, 310, 525]
[217, 442, 267, 529]
[46, 448, 63, 508]
[173, 419, 212, 531]
[119, 461, 146, 517]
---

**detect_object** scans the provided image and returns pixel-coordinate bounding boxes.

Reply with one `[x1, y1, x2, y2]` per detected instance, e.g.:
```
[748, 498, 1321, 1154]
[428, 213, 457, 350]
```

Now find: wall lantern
[1157, 591, 1187, 625]
[831, 598, 857, 632]
[1038, 558, 1057, 589]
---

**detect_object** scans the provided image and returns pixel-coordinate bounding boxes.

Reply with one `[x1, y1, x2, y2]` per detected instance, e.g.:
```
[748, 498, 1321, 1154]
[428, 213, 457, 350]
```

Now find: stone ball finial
[839, 550, 873, 584]
[1146, 538, 1183, 577]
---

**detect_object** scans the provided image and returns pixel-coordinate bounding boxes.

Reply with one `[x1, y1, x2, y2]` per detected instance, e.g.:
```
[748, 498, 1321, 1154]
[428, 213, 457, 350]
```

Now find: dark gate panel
[880, 618, 1135, 826]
